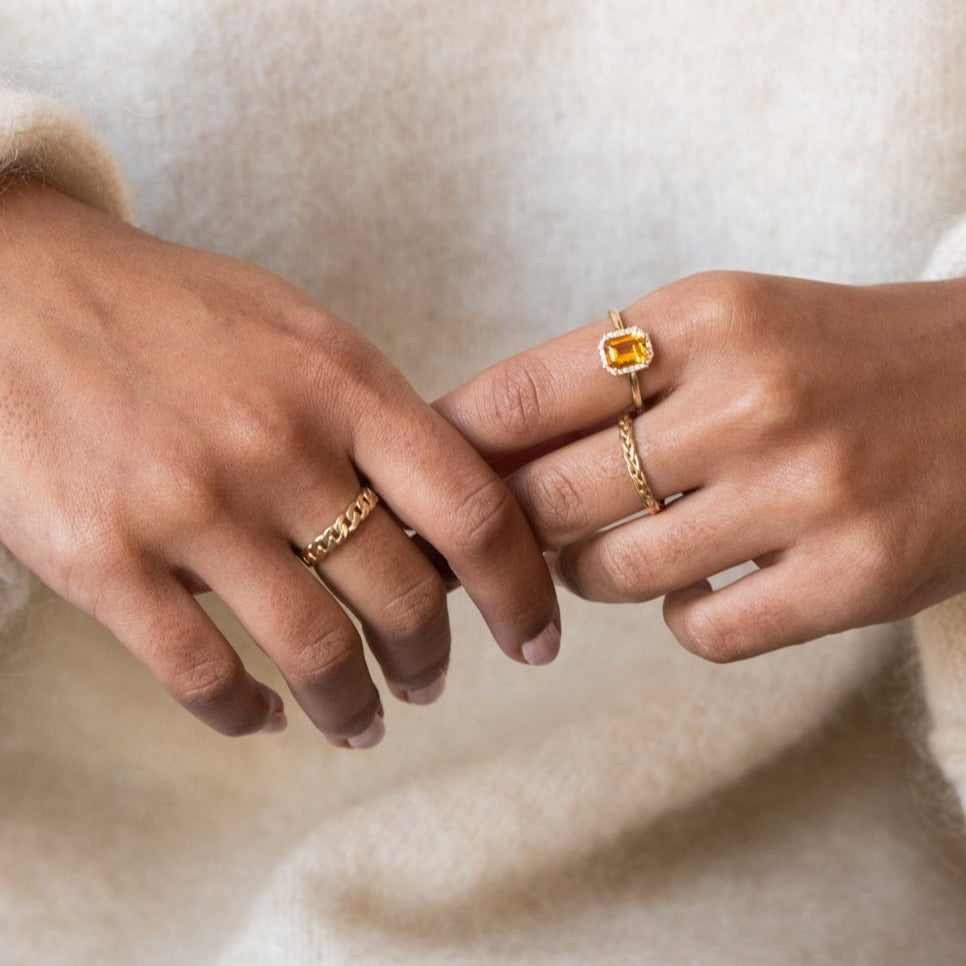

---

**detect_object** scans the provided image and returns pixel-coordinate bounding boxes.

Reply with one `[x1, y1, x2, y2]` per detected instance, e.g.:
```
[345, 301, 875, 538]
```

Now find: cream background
[1, 1, 965, 962]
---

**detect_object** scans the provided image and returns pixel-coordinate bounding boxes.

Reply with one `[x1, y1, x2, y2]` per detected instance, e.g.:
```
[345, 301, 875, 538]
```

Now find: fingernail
[259, 692, 287, 733]
[406, 672, 446, 706]
[260, 709, 288, 734]
[521, 622, 561, 666]
[347, 715, 386, 749]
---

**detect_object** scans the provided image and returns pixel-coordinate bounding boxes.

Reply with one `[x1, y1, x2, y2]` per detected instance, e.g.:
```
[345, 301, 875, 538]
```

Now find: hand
[0, 180, 560, 743]
[437, 271, 966, 660]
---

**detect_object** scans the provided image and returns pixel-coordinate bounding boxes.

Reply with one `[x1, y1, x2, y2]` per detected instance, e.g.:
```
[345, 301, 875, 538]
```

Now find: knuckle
[294, 323, 368, 413]
[735, 373, 798, 437]
[220, 393, 297, 469]
[381, 570, 448, 641]
[134, 438, 227, 533]
[677, 607, 738, 664]
[688, 272, 785, 360]
[520, 462, 586, 543]
[698, 271, 763, 325]
[677, 271, 745, 329]
[290, 622, 360, 692]
[721, 359, 807, 446]
[597, 537, 658, 601]
[173, 657, 247, 716]
[448, 476, 517, 556]
[475, 356, 550, 442]
[656, 516, 702, 572]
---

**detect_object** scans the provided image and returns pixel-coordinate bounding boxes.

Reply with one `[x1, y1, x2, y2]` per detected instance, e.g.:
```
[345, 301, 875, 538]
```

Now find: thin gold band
[617, 412, 663, 515]
[298, 486, 380, 566]
[609, 308, 645, 412]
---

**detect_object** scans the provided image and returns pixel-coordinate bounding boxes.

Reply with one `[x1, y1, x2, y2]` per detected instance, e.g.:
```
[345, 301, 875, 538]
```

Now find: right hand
[0, 179, 560, 746]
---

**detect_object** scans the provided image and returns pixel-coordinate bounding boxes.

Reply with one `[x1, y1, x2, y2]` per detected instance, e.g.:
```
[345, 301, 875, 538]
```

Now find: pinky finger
[100, 573, 286, 736]
[663, 561, 848, 663]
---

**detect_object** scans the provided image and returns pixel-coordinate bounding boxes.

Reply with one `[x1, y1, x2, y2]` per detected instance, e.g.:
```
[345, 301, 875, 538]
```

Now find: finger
[555, 484, 778, 604]
[434, 292, 688, 461]
[193, 532, 384, 748]
[409, 532, 459, 590]
[291, 496, 451, 706]
[662, 556, 849, 662]
[100, 572, 286, 737]
[507, 394, 705, 548]
[352, 382, 561, 665]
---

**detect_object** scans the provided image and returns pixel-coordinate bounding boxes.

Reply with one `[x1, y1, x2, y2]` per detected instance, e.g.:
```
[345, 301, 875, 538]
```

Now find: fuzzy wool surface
[1, 2, 965, 962]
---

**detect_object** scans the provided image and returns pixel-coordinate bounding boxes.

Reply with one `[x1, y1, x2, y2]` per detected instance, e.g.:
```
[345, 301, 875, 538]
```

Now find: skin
[437, 271, 966, 661]
[0, 179, 560, 745]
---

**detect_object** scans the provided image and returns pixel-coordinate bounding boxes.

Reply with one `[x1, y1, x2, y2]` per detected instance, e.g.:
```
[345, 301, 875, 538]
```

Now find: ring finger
[292, 491, 451, 707]
[190, 523, 385, 748]
[506, 386, 710, 549]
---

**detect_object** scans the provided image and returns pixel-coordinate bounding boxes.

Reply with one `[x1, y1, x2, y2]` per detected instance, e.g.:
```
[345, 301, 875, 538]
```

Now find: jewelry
[599, 308, 653, 412]
[298, 486, 380, 566]
[617, 413, 663, 515]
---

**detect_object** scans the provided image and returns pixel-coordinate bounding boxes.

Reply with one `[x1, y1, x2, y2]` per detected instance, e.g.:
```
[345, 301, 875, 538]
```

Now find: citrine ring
[599, 308, 653, 412]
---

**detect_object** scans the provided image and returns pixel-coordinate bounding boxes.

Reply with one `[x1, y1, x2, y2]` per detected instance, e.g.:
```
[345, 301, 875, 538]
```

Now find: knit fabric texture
[1, 3, 965, 962]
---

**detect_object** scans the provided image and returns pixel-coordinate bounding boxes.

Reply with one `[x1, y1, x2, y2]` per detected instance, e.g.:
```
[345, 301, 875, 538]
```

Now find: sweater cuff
[915, 595, 966, 803]
[0, 88, 131, 221]
[913, 213, 966, 822]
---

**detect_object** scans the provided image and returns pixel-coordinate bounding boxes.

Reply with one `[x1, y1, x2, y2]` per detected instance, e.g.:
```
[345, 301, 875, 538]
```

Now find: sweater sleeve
[0, 87, 131, 220]
[0, 87, 131, 637]
[913, 214, 966, 822]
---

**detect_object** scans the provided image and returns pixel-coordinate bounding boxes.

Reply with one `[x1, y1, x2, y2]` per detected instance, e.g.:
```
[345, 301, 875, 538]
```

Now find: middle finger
[507, 388, 708, 549]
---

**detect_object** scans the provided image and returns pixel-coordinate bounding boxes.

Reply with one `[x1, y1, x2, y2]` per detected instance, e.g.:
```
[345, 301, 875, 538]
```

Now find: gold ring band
[617, 413, 663, 515]
[298, 486, 380, 566]
[599, 308, 653, 412]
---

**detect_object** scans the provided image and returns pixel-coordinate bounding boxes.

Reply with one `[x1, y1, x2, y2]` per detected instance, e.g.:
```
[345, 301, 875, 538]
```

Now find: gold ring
[617, 413, 663, 515]
[298, 486, 380, 566]
[599, 308, 653, 412]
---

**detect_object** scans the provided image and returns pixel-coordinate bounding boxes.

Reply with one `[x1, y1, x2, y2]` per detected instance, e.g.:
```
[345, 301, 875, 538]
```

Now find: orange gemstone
[603, 332, 651, 370]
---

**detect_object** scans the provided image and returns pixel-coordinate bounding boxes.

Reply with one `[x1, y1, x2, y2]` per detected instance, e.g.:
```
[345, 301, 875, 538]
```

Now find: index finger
[434, 293, 686, 464]
[351, 379, 561, 667]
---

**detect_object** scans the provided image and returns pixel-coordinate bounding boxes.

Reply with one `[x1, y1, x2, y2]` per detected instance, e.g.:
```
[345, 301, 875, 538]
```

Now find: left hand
[436, 271, 966, 661]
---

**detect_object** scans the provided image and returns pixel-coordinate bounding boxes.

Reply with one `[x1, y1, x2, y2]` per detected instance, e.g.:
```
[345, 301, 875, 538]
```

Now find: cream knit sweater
[1, 2, 965, 962]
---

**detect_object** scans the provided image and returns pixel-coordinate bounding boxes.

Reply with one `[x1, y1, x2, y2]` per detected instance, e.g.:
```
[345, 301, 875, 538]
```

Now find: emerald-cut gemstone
[598, 326, 653, 375]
